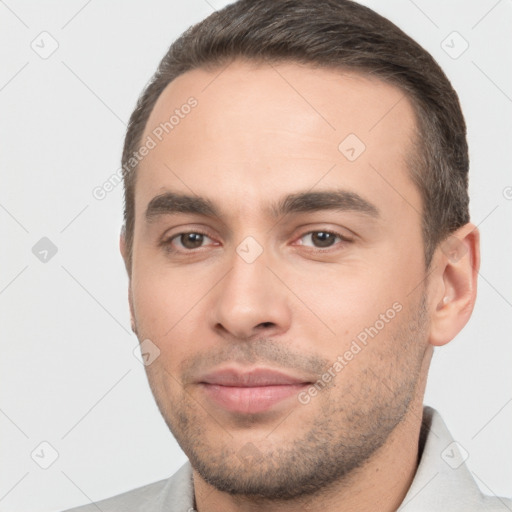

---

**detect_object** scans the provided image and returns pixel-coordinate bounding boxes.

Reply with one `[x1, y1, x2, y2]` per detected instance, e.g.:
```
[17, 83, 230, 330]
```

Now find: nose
[209, 243, 292, 341]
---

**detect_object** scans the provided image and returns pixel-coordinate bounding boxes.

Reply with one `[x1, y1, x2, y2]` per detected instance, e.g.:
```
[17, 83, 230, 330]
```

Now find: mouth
[197, 368, 312, 414]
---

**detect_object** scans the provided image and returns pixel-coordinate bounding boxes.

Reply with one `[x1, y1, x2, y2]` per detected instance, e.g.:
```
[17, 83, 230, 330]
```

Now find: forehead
[136, 60, 420, 223]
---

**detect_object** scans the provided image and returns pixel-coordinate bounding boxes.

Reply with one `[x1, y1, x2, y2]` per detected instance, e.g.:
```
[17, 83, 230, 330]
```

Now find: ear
[428, 223, 480, 347]
[119, 227, 137, 335]
[119, 225, 131, 276]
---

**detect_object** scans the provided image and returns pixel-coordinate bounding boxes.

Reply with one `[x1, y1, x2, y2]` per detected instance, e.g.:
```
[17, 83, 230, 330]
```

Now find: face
[126, 61, 431, 499]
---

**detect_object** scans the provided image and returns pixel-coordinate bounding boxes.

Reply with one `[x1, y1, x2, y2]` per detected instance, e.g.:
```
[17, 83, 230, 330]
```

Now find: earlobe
[428, 224, 480, 347]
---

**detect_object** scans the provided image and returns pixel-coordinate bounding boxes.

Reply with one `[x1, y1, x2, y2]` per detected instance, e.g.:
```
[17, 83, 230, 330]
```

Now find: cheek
[284, 260, 409, 343]
[131, 276, 171, 336]
[131, 264, 205, 337]
[130, 267, 219, 375]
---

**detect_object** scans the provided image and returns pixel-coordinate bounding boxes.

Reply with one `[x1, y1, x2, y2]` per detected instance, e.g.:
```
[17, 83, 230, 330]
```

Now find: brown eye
[178, 233, 206, 249]
[300, 231, 344, 248]
[310, 232, 337, 247]
[163, 230, 220, 255]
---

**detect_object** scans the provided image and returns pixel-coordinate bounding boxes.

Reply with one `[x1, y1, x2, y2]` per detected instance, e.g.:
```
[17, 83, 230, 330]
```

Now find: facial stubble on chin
[143, 295, 429, 502]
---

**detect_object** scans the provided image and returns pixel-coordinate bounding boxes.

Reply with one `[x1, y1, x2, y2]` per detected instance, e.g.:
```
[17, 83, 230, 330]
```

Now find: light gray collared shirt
[63, 407, 511, 511]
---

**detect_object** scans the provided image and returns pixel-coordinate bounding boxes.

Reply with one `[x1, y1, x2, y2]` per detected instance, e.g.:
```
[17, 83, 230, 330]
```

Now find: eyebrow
[145, 189, 380, 221]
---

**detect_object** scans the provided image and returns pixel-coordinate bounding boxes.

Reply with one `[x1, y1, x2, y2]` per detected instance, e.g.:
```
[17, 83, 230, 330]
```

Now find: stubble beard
[144, 294, 429, 502]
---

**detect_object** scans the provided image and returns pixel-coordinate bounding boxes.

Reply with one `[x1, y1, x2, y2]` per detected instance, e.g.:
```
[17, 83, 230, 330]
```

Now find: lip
[198, 368, 312, 414]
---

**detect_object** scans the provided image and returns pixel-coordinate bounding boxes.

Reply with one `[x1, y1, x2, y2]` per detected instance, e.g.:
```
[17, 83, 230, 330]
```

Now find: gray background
[1, 1, 511, 511]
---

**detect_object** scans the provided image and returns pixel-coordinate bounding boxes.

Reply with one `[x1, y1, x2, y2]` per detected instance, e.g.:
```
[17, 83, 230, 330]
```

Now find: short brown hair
[121, 0, 469, 270]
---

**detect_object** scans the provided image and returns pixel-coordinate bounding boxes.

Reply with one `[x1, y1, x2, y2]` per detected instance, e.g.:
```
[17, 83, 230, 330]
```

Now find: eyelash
[162, 229, 352, 254]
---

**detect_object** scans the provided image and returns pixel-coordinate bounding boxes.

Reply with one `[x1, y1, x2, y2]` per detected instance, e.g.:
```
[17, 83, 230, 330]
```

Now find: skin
[120, 60, 480, 512]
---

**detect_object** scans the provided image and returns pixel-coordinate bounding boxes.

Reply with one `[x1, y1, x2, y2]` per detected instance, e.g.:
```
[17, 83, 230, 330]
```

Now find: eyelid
[292, 220, 356, 237]
[291, 222, 355, 241]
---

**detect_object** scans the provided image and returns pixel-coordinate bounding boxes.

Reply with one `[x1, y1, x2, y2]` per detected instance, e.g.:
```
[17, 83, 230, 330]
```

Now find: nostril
[257, 322, 274, 329]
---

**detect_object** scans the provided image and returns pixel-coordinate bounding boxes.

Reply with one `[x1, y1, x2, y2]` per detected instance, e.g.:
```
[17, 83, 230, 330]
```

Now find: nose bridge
[210, 238, 291, 339]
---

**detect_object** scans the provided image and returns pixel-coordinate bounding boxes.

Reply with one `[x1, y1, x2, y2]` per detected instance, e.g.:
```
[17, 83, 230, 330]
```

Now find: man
[66, 0, 511, 510]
